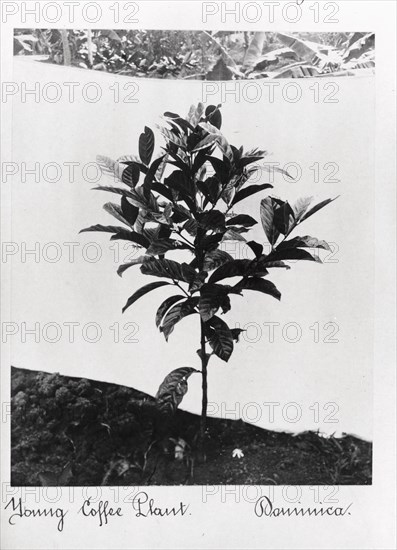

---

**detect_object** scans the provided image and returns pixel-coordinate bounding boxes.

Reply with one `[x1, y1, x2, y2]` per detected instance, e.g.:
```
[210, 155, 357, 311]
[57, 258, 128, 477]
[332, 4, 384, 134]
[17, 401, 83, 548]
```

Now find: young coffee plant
[81, 102, 337, 446]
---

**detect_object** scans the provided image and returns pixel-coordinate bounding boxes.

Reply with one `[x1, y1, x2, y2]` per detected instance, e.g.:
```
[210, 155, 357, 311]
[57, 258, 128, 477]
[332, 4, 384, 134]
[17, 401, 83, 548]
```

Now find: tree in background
[14, 30, 375, 79]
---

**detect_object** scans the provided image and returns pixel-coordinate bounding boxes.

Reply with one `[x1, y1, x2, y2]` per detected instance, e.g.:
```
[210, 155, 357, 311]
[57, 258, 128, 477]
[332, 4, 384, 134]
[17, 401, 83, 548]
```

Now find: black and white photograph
[1, 2, 395, 549]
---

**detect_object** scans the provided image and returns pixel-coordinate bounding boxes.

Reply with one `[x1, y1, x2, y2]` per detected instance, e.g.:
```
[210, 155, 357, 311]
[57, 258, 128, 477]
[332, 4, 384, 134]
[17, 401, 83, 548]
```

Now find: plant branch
[176, 228, 194, 248]
[173, 280, 190, 298]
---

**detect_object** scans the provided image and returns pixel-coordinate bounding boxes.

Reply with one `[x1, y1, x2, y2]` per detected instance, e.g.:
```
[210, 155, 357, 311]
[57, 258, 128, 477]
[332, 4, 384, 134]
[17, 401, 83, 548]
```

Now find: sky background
[5, 55, 375, 439]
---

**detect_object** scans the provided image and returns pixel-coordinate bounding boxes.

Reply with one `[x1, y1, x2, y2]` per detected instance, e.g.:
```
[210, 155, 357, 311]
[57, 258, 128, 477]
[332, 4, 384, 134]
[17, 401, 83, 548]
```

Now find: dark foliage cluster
[14, 29, 219, 78]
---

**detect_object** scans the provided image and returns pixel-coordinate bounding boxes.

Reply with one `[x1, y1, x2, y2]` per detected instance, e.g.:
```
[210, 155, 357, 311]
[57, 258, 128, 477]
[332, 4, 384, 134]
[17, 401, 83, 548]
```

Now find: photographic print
[9, 27, 375, 487]
[1, 2, 395, 550]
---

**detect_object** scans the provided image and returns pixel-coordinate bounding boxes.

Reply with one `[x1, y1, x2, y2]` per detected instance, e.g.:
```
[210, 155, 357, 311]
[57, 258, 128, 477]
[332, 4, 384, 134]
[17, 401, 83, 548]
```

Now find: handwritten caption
[4, 492, 190, 532]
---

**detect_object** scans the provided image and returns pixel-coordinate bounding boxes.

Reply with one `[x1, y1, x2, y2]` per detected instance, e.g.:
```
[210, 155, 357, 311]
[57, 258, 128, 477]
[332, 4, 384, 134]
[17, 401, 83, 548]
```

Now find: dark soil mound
[11, 367, 372, 486]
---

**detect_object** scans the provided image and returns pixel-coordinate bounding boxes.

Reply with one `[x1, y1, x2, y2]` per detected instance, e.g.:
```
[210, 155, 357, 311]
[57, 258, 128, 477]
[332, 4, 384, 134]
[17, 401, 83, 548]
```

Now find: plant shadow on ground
[11, 367, 372, 486]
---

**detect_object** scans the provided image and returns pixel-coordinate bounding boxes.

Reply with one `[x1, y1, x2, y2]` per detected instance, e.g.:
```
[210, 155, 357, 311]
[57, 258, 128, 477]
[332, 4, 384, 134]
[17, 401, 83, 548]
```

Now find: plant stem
[199, 319, 209, 448]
